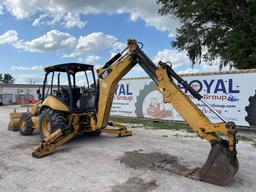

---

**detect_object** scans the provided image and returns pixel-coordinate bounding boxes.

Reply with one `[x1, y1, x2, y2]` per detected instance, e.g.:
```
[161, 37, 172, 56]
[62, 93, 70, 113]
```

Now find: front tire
[39, 109, 67, 140]
[19, 112, 33, 135]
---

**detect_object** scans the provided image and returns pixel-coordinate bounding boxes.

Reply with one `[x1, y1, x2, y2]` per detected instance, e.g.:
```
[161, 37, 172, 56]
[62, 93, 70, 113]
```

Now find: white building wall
[0, 85, 40, 104]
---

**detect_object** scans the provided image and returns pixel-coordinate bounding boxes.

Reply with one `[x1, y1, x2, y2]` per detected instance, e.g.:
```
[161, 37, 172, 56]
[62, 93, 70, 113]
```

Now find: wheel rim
[20, 119, 26, 131]
[42, 117, 51, 137]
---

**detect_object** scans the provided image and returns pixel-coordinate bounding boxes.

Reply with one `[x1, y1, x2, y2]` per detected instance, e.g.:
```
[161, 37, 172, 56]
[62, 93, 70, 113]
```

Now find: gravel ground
[0, 105, 256, 192]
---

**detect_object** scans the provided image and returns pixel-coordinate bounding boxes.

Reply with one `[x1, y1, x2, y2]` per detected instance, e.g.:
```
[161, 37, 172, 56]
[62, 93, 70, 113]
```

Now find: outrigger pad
[185, 143, 239, 186]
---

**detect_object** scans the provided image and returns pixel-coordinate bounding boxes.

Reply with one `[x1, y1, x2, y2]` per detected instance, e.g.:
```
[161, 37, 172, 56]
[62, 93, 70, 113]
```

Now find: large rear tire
[19, 112, 34, 135]
[39, 109, 67, 140]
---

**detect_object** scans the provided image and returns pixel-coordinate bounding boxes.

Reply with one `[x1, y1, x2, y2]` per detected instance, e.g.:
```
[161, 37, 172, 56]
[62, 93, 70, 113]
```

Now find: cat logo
[98, 68, 112, 79]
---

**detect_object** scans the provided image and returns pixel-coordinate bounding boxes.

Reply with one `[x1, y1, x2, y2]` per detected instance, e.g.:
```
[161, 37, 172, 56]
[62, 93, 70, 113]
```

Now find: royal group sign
[110, 69, 256, 127]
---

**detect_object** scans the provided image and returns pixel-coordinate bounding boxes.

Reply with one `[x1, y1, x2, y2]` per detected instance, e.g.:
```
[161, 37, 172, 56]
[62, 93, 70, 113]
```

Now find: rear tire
[39, 109, 67, 140]
[19, 112, 33, 135]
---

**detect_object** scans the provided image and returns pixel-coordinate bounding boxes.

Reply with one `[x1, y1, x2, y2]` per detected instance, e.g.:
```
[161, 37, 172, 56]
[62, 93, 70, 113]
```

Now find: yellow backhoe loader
[9, 39, 238, 186]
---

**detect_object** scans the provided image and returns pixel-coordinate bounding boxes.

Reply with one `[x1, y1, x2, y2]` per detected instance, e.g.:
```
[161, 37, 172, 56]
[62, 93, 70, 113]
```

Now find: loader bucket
[185, 143, 239, 186]
[8, 112, 22, 131]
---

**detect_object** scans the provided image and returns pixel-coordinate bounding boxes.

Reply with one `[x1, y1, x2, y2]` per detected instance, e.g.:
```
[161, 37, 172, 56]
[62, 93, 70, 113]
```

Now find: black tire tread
[39, 108, 67, 140]
[19, 112, 33, 135]
[52, 111, 67, 133]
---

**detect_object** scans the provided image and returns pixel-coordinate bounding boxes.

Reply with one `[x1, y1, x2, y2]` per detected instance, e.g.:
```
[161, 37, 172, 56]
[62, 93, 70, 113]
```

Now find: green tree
[157, 0, 256, 69]
[0, 74, 3, 83]
[2, 73, 15, 84]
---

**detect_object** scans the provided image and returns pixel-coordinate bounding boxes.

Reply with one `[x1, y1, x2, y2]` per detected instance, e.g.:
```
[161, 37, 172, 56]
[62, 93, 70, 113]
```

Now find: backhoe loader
[9, 39, 238, 186]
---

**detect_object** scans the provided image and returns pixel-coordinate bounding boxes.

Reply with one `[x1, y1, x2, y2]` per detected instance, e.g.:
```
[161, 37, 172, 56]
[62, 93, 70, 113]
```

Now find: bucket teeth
[184, 143, 239, 186]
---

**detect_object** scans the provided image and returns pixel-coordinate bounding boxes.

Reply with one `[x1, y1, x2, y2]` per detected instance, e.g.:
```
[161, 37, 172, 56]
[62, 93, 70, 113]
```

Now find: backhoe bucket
[185, 143, 239, 186]
[8, 112, 22, 131]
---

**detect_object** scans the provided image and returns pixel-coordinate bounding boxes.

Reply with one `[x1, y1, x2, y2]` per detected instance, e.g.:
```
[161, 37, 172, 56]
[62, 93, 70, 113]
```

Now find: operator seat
[72, 87, 81, 107]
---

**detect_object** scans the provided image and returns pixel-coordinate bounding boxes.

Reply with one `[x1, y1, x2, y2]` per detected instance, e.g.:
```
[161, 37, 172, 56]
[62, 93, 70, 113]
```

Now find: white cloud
[202, 64, 219, 71]
[110, 41, 126, 57]
[63, 12, 86, 28]
[13, 29, 76, 52]
[131, 65, 144, 73]
[14, 74, 44, 84]
[3, 0, 28, 19]
[6, 29, 124, 59]
[178, 68, 199, 74]
[84, 55, 101, 64]
[0, 30, 18, 44]
[3, 0, 44, 19]
[94, 64, 103, 70]
[63, 52, 81, 58]
[200, 56, 230, 72]
[32, 12, 87, 28]
[32, 14, 47, 26]
[0, 4, 3, 15]
[76, 32, 117, 52]
[202, 63, 230, 72]
[2, 0, 179, 32]
[153, 49, 190, 68]
[10, 65, 43, 70]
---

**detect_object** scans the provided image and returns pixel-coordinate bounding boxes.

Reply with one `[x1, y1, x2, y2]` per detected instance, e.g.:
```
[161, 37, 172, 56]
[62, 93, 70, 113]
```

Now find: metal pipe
[50, 72, 55, 94]
[200, 99, 228, 123]
[57, 73, 60, 91]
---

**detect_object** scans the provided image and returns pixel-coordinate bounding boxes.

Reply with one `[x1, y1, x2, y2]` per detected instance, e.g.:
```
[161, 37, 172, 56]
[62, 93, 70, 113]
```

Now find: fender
[41, 96, 69, 112]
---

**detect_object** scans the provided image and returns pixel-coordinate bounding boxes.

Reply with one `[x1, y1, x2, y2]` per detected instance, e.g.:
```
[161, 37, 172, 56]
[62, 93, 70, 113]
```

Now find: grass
[236, 135, 255, 142]
[235, 135, 256, 148]
[110, 116, 256, 147]
[109, 116, 192, 132]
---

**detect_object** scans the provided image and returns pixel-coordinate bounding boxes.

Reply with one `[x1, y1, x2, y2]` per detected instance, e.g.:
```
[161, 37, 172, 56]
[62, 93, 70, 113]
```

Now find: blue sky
[0, 1, 224, 84]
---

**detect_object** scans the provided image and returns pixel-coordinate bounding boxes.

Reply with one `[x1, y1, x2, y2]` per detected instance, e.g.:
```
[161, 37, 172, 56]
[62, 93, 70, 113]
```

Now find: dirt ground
[0, 105, 256, 192]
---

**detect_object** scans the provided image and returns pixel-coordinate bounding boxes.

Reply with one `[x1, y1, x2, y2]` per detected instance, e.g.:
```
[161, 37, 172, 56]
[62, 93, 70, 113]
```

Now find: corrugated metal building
[0, 83, 40, 105]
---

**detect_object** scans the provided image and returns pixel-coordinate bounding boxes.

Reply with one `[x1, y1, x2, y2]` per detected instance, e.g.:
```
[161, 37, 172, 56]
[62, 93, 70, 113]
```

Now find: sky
[0, 0, 226, 84]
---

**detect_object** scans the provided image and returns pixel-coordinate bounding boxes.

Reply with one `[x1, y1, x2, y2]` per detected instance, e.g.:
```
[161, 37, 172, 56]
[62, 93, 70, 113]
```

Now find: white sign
[110, 71, 256, 127]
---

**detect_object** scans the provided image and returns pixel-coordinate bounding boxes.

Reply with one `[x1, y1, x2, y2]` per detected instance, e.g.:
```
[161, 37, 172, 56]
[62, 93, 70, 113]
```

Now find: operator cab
[41, 63, 97, 113]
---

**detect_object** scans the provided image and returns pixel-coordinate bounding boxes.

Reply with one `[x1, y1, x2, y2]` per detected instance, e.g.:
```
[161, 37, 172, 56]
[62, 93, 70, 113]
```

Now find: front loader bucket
[185, 143, 239, 186]
[8, 112, 21, 131]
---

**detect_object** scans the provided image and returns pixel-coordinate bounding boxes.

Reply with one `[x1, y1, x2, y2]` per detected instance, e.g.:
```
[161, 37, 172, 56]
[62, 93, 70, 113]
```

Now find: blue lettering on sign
[214, 79, 227, 93]
[228, 79, 239, 93]
[115, 84, 133, 95]
[119, 85, 126, 95]
[203, 79, 214, 93]
[178, 79, 239, 94]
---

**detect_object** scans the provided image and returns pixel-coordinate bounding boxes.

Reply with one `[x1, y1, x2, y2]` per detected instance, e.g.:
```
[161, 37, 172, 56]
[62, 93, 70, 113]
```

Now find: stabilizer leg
[101, 122, 132, 136]
[32, 128, 76, 158]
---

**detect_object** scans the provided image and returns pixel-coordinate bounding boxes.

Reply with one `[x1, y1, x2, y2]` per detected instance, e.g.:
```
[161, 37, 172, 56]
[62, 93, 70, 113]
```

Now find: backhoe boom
[94, 39, 238, 185]
[31, 39, 238, 186]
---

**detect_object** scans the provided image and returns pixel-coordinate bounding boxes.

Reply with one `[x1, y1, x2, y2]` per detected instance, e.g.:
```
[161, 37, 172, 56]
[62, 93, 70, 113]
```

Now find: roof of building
[0, 84, 59, 88]
[1, 68, 256, 87]
[122, 68, 256, 80]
